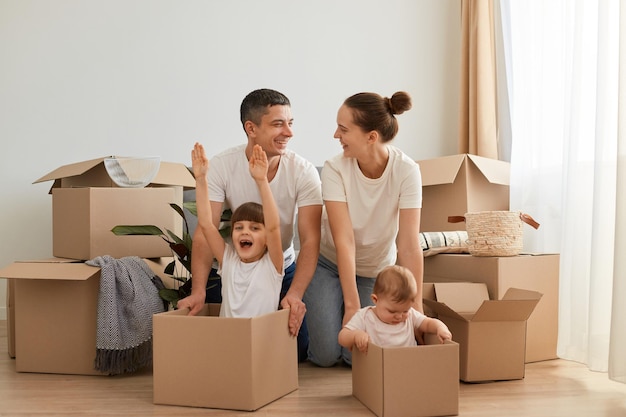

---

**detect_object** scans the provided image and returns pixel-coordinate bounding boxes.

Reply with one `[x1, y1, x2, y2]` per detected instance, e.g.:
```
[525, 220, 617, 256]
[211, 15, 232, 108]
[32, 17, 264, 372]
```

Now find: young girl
[338, 265, 451, 353]
[191, 142, 284, 318]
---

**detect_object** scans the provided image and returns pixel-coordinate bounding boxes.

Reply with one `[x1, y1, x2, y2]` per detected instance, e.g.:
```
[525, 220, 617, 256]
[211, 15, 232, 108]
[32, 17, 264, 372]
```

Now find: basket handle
[520, 213, 540, 229]
[447, 216, 466, 223]
[448, 213, 540, 229]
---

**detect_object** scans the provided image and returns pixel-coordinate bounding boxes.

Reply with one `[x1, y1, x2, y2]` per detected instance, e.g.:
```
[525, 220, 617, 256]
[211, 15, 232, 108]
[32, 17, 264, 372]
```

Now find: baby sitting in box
[339, 265, 451, 352]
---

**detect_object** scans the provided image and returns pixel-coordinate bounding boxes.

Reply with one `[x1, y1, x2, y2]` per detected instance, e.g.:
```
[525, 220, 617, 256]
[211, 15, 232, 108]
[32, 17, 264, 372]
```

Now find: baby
[338, 265, 451, 352]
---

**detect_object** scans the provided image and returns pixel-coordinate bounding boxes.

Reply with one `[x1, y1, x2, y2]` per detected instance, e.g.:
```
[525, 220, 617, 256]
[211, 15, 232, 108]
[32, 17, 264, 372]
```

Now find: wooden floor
[1, 320, 626, 417]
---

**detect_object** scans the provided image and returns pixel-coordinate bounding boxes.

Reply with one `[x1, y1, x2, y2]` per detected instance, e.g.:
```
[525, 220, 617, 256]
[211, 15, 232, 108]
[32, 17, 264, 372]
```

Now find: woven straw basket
[448, 211, 540, 257]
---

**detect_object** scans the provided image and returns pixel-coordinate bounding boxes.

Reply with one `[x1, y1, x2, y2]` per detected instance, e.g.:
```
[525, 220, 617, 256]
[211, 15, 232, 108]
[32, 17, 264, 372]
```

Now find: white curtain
[500, 0, 626, 382]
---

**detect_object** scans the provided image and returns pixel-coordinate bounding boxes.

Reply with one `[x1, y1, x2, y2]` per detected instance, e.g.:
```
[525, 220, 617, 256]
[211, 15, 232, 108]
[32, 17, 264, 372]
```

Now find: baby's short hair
[373, 265, 417, 303]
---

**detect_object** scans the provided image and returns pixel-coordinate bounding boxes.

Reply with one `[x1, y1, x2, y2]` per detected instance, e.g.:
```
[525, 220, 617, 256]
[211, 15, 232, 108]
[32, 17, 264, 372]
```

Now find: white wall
[0, 0, 461, 318]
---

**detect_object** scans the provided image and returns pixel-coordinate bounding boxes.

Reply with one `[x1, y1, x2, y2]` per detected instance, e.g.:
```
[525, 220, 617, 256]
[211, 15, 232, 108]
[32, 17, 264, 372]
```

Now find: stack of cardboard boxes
[417, 154, 560, 381]
[1, 156, 299, 412]
[1, 157, 195, 374]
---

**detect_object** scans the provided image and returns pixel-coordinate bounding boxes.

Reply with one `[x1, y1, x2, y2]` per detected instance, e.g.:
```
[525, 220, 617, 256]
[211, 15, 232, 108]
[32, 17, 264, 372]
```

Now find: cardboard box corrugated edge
[6, 278, 15, 358]
[153, 305, 298, 411]
[352, 339, 459, 417]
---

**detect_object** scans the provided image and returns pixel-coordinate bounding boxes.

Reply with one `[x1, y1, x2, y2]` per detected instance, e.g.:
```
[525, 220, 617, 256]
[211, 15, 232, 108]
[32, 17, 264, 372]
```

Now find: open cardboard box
[423, 282, 541, 382]
[416, 154, 510, 232]
[352, 335, 459, 417]
[0, 257, 170, 375]
[424, 253, 559, 362]
[33, 157, 196, 260]
[152, 305, 298, 411]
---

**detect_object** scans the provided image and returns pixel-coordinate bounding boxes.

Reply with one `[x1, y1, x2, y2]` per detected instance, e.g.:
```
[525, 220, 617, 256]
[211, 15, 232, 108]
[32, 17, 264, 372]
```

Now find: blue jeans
[303, 255, 375, 367]
[205, 261, 309, 362]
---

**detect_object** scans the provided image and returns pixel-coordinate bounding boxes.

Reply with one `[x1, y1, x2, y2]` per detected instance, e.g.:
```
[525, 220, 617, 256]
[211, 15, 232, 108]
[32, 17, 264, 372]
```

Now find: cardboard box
[153, 305, 298, 411]
[352, 337, 459, 417]
[416, 154, 510, 232]
[6, 278, 15, 358]
[0, 257, 170, 375]
[34, 157, 195, 260]
[424, 253, 559, 362]
[423, 283, 541, 382]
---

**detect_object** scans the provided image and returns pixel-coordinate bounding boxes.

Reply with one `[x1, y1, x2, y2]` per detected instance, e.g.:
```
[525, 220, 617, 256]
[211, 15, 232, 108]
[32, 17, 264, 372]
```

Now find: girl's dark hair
[240, 88, 291, 128]
[343, 91, 412, 142]
[230, 202, 264, 227]
[373, 265, 417, 303]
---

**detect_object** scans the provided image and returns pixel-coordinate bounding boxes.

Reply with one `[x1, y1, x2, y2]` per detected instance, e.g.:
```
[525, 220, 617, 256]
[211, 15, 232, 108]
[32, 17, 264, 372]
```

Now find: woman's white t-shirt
[319, 145, 422, 277]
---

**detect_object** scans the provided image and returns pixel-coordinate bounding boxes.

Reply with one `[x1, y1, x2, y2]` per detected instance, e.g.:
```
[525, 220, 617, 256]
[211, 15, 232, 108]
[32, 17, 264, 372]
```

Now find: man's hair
[373, 265, 418, 303]
[230, 202, 264, 227]
[240, 88, 291, 128]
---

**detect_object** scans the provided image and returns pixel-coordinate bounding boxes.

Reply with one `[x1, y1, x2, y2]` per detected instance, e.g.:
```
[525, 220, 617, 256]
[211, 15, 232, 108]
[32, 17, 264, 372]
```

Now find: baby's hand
[354, 330, 370, 353]
[437, 326, 452, 344]
[191, 142, 209, 179]
[249, 144, 268, 182]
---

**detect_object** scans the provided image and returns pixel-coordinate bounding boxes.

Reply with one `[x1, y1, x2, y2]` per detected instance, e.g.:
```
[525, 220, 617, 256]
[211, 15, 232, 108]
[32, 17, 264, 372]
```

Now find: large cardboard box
[352, 337, 459, 417]
[424, 253, 559, 362]
[416, 154, 510, 232]
[153, 305, 298, 411]
[34, 157, 195, 260]
[0, 257, 170, 375]
[424, 283, 541, 382]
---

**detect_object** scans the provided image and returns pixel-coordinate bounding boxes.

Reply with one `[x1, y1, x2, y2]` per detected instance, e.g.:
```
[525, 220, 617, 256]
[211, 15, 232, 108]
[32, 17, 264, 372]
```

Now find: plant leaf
[170, 242, 188, 259]
[111, 225, 164, 236]
[183, 201, 197, 216]
[164, 260, 176, 275]
[169, 203, 185, 219]
[165, 229, 185, 245]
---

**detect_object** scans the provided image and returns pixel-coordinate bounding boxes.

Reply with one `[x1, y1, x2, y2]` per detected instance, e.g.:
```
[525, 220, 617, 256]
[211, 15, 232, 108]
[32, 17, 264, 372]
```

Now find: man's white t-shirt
[218, 245, 284, 318]
[319, 145, 422, 277]
[344, 306, 427, 347]
[208, 144, 322, 269]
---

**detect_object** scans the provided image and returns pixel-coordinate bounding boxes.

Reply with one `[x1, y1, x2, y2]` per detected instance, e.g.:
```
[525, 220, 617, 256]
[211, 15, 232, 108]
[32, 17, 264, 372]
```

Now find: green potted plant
[111, 202, 231, 308]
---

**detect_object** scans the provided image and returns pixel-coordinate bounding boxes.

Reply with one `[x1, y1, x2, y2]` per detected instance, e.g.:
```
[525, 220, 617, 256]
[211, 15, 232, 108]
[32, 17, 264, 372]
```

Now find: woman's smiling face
[333, 105, 370, 159]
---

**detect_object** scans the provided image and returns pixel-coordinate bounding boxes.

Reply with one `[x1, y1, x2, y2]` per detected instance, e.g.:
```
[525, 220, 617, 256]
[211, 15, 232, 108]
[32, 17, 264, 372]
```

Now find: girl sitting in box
[192, 142, 284, 318]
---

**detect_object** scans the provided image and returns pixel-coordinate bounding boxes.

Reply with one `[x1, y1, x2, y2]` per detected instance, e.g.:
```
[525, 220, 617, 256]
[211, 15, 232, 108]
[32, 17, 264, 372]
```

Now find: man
[177, 89, 322, 361]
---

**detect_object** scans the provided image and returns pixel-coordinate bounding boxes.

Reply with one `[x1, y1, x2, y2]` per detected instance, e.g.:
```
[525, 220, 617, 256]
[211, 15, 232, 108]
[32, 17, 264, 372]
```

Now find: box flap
[33, 157, 195, 188]
[433, 282, 489, 314]
[0, 260, 98, 281]
[472, 298, 541, 322]
[422, 298, 468, 322]
[417, 154, 465, 187]
[151, 161, 195, 188]
[503, 287, 544, 301]
[467, 154, 510, 186]
[33, 157, 108, 184]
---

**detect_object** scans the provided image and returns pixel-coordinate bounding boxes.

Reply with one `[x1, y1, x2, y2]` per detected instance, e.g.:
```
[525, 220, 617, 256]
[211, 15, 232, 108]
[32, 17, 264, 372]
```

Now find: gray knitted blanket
[86, 255, 166, 375]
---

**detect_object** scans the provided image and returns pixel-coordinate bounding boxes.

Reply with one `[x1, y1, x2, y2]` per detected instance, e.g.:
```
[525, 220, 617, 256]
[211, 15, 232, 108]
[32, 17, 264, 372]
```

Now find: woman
[304, 91, 424, 367]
